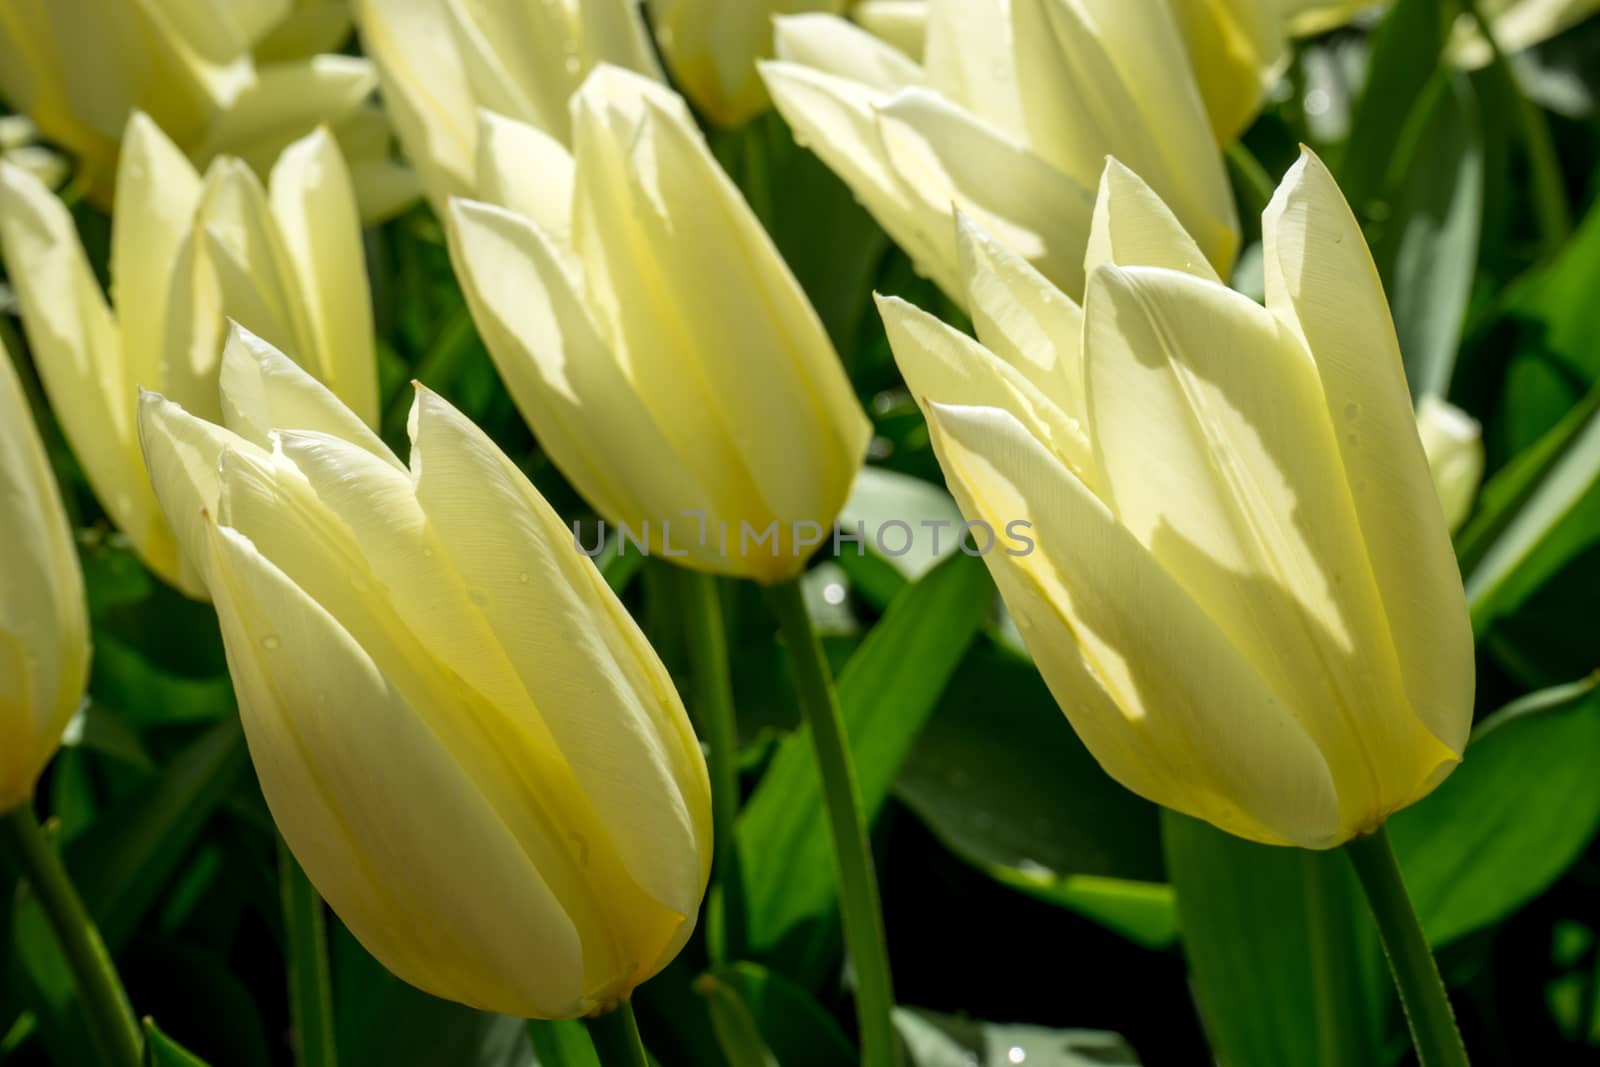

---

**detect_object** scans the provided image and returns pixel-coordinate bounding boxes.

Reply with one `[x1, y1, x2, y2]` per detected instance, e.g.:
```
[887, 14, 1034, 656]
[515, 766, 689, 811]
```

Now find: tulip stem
[682, 570, 747, 962]
[585, 1001, 650, 1067]
[278, 836, 338, 1067]
[769, 578, 898, 1067]
[0, 805, 143, 1067]
[1345, 826, 1469, 1067]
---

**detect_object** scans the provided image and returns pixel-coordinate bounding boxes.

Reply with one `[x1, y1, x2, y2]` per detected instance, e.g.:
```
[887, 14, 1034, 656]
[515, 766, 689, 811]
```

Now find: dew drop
[822, 581, 847, 606]
[518, 572, 530, 584]
[567, 831, 590, 868]
[1344, 402, 1360, 421]
[1345, 432, 1359, 447]
[261, 634, 281, 650]
[1008, 1047, 1026, 1064]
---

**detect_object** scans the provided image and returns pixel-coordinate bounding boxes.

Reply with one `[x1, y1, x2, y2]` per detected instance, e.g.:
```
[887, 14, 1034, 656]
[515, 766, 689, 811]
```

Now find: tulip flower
[644, 0, 848, 127]
[136, 325, 713, 1019]
[0, 0, 410, 218]
[352, 0, 662, 209]
[445, 66, 870, 583]
[759, 0, 1239, 302]
[1417, 395, 1485, 534]
[879, 150, 1473, 849]
[0, 114, 377, 598]
[0, 341, 89, 815]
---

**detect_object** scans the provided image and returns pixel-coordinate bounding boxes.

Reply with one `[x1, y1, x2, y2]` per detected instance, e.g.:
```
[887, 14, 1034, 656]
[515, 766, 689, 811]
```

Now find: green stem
[769, 579, 898, 1067]
[1344, 827, 1469, 1067]
[1226, 141, 1277, 223]
[584, 1001, 650, 1067]
[1301, 851, 1359, 1067]
[0, 806, 142, 1067]
[1466, 0, 1570, 251]
[681, 570, 747, 962]
[278, 837, 338, 1067]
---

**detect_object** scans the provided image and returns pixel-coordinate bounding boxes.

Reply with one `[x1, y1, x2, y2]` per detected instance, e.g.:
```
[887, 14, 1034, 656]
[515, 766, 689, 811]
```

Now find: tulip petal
[954, 213, 1087, 425]
[217, 325, 397, 467]
[1085, 157, 1220, 282]
[772, 13, 925, 93]
[444, 198, 713, 555]
[408, 389, 711, 941]
[1263, 149, 1473, 760]
[1083, 264, 1460, 835]
[851, 0, 928, 60]
[876, 88, 1092, 298]
[200, 55, 378, 172]
[759, 60, 958, 296]
[112, 113, 203, 397]
[925, 401, 1341, 847]
[473, 111, 577, 247]
[269, 126, 378, 427]
[920, 0, 1023, 135]
[203, 517, 588, 1018]
[877, 293, 1092, 483]
[195, 157, 303, 367]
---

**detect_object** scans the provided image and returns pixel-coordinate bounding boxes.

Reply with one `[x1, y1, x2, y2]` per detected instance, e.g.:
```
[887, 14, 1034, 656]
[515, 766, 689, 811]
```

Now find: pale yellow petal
[194, 157, 303, 364]
[1416, 396, 1483, 534]
[926, 401, 1341, 847]
[269, 126, 379, 427]
[202, 517, 587, 1018]
[773, 12, 924, 93]
[851, 0, 927, 60]
[255, 1, 356, 63]
[1086, 157, 1220, 282]
[473, 111, 577, 247]
[1171, 0, 1283, 142]
[1262, 148, 1474, 761]
[920, 0, 1023, 134]
[200, 55, 378, 173]
[1083, 263, 1458, 836]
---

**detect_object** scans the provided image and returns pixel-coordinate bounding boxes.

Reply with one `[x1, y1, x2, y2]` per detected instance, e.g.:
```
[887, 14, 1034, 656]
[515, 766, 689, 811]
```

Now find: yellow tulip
[1416, 395, 1484, 534]
[851, 1, 927, 58]
[760, 0, 1239, 304]
[0, 114, 377, 598]
[352, 0, 662, 209]
[0, 0, 408, 217]
[0, 341, 89, 815]
[137, 325, 712, 1019]
[879, 150, 1473, 848]
[444, 67, 870, 583]
[645, 0, 848, 127]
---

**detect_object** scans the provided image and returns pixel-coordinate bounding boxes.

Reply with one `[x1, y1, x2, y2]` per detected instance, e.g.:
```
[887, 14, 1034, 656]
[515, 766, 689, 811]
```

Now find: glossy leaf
[697, 964, 853, 1067]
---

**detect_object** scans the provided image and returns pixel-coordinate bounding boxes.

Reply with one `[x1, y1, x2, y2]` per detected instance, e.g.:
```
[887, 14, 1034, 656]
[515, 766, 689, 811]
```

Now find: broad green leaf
[1164, 813, 1387, 1067]
[894, 1008, 1140, 1067]
[1391, 675, 1600, 945]
[88, 635, 236, 726]
[838, 467, 965, 583]
[1375, 71, 1484, 399]
[696, 964, 853, 1067]
[895, 647, 1171, 947]
[145, 1018, 213, 1067]
[526, 1021, 598, 1067]
[739, 552, 992, 964]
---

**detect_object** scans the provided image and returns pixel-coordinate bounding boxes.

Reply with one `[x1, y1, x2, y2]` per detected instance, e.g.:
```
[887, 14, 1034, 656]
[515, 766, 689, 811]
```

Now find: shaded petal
[1086, 157, 1219, 282]
[773, 13, 924, 92]
[473, 111, 577, 248]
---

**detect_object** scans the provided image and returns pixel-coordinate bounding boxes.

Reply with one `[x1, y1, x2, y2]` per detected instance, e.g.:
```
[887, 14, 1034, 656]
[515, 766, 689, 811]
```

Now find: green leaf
[1374, 71, 1484, 399]
[1390, 675, 1600, 945]
[526, 1021, 598, 1067]
[144, 1018, 214, 1067]
[738, 552, 993, 964]
[895, 647, 1171, 946]
[1163, 813, 1387, 1067]
[696, 964, 854, 1067]
[893, 1008, 1140, 1067]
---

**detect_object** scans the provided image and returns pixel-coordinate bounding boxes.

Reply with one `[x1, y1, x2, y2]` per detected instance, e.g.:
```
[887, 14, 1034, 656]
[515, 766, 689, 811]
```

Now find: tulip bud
[1416, 395, 1484, 534]
[760, 0, 1239, 303]
[352, 0, 662, 209]
[445, 67, 870, 583]
[0, 114, 378, 598]
[0, 0, 391, 211]
[881, 150, 1473, 848]
[0, 340, 89, 814]
[644, 0, 848, 127]
[137, 325, 712, 1018]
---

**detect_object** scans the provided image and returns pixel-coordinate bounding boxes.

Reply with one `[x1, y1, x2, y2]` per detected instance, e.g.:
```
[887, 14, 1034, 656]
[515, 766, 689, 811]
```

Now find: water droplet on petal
[261, 635, 281, 650]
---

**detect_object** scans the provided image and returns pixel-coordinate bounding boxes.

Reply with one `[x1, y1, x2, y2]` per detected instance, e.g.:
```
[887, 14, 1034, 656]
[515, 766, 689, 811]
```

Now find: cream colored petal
[954, 212, 1087, 423]
[921, 0, 1023, 134]
[254, 1, 356, 63]
[269, 126, 379, 427]
[852, 0, 927, 60]
[1454, 0, 1600, 68]
[0, 342, 87, 810]
[1084, 264, 1459, 837]
[773, 13, 925, 93]
[1416, 396, 1483, 534]
[156, 0, 290, 62]
[473, 111, 577, 247]
[1171, 0, 1284, 143]
[1086, 157, 1220, 282]
[111, 113, 203, 398]
[876, 88, 1094, 299]
[199, 55, 378, 172]
[1262, 148, 1474, 761]
[444, 198, 714, 558]
[442, 0, 554, 133]
[217, 324, 397, 466]
[195, 157, 303, 363]
[877, 294, 1092, 483]
[925, 401, 1342, 847]
[408, 388, 712, 936]
[758, 60, 958, 296]
[0, 162, 178, 583]
[352, 0, 476, 206]
[201, 518, 587, 1018]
